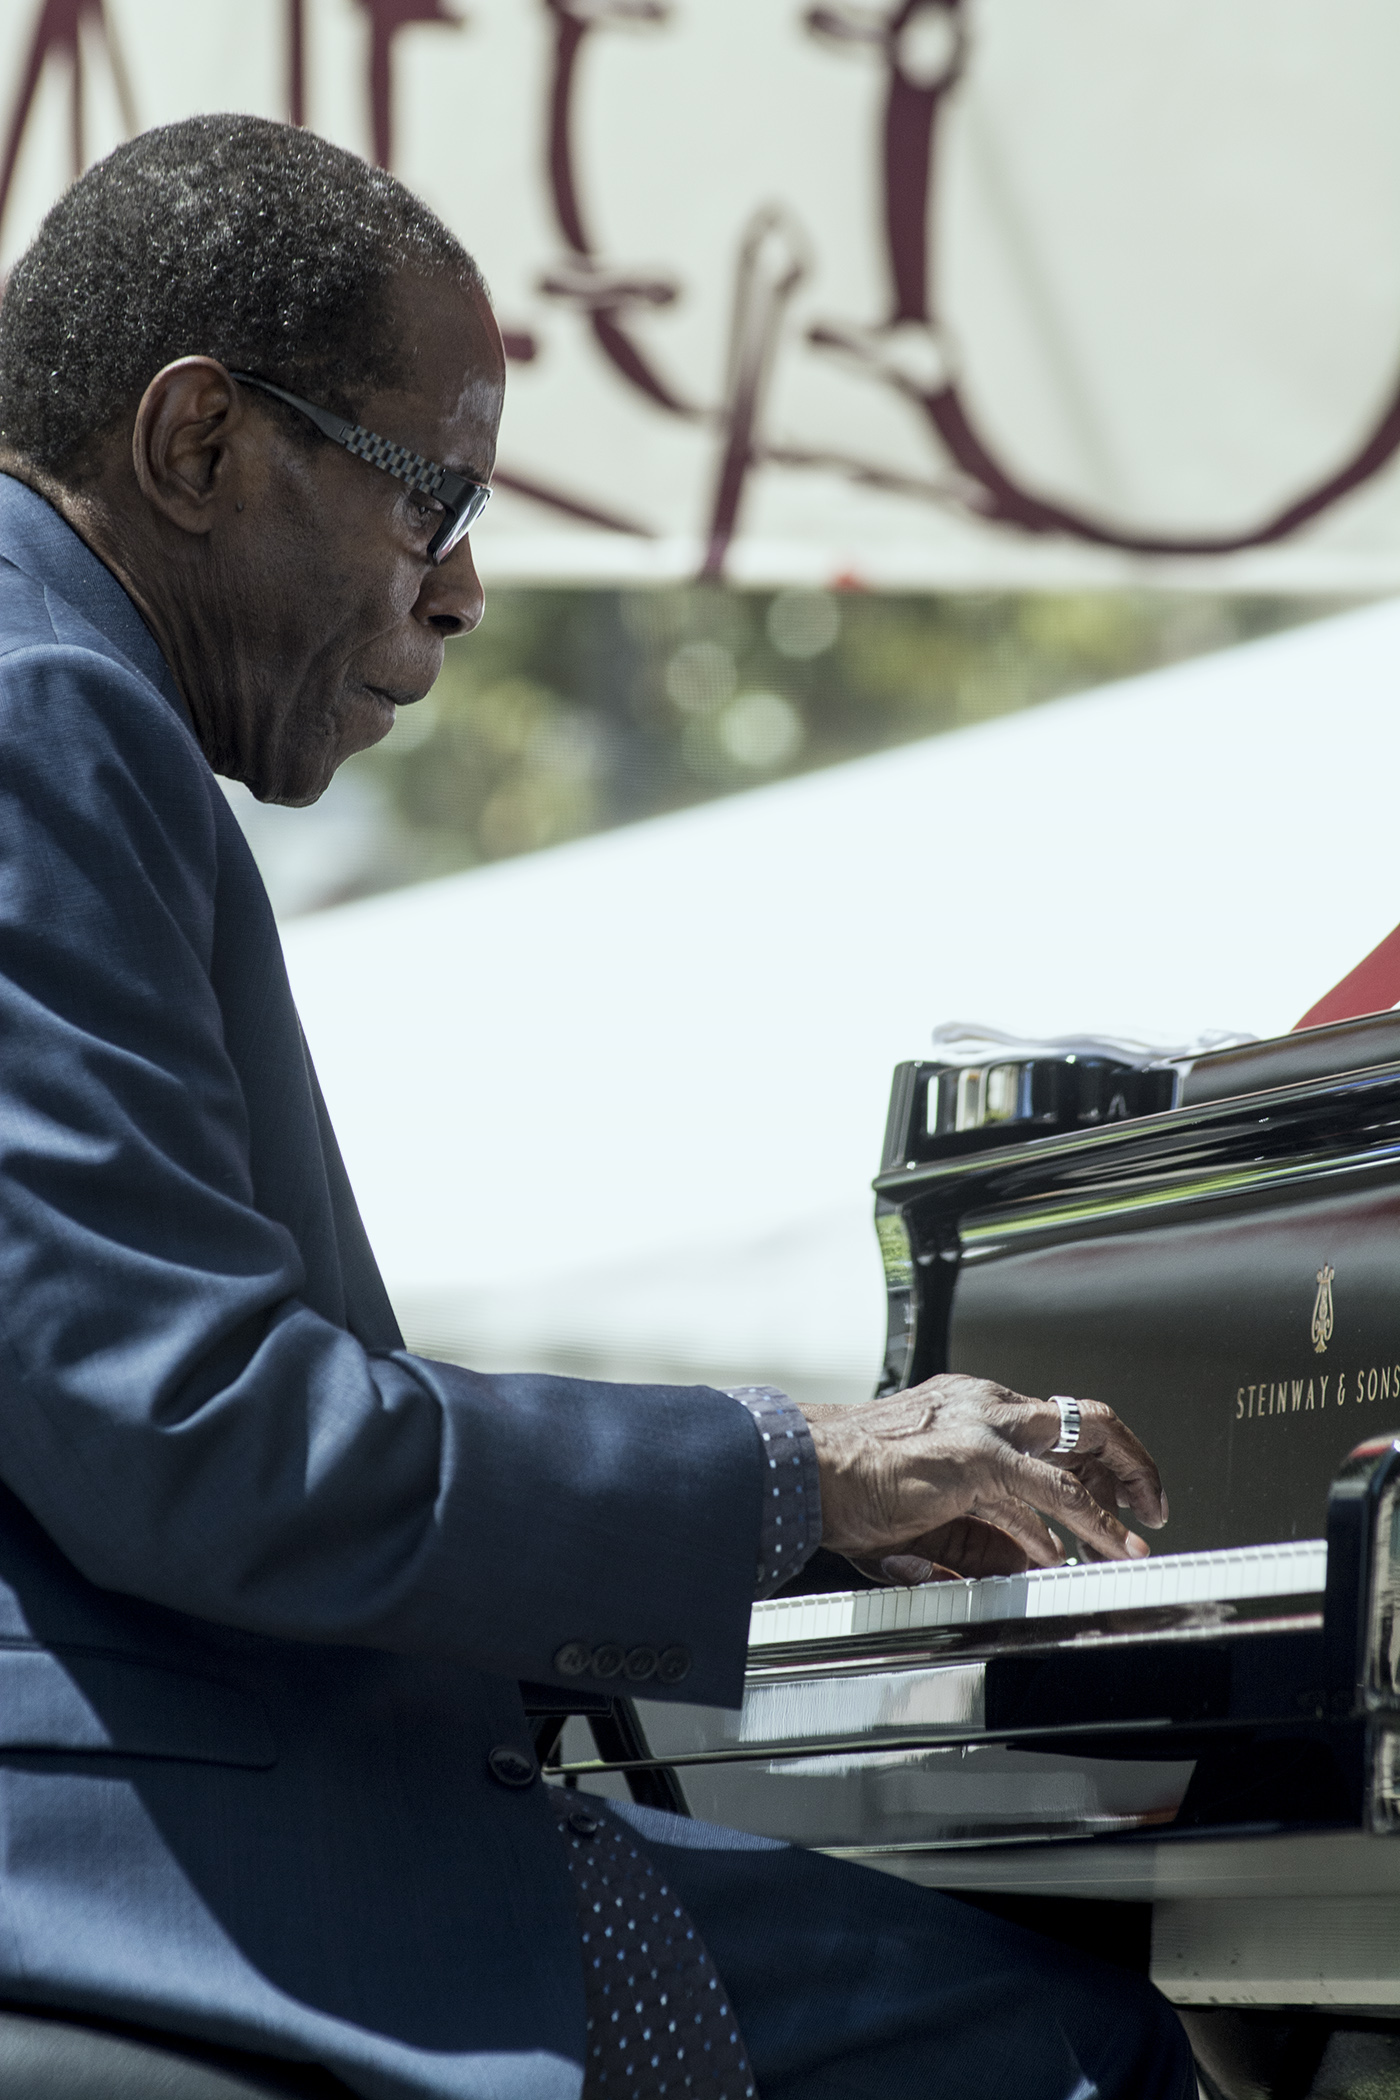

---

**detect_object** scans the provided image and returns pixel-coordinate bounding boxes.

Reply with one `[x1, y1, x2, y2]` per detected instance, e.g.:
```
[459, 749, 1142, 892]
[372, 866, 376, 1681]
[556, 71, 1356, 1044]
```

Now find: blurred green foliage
[337, 587, 1351, 903]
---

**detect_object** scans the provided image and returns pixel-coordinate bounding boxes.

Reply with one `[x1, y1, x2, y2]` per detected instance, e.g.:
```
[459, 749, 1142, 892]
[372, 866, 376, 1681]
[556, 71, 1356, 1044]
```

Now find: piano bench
[0, 2006, 353, 2098]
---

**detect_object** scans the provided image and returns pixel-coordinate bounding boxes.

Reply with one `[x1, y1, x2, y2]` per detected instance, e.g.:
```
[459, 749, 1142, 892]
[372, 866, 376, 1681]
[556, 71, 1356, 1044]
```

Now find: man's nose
[415, 535, 485, 637]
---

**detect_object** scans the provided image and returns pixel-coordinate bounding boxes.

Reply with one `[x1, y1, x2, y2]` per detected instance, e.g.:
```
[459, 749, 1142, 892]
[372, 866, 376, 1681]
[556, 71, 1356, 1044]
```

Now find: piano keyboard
[749, 1538, 1328, 1651]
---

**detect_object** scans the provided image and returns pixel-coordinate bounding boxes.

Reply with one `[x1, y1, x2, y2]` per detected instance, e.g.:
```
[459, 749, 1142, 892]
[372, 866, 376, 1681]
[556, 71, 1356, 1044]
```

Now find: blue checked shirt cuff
[723, 1386, 823, 1600]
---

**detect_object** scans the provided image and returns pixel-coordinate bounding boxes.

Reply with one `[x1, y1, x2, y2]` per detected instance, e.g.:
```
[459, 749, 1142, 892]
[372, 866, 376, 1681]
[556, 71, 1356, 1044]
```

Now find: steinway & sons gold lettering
[1234, 1362, 1400, 1421]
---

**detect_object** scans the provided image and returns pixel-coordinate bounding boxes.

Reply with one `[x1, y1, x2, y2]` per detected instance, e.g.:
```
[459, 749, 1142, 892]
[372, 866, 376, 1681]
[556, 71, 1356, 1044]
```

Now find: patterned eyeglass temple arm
[228, 370, 467, 506]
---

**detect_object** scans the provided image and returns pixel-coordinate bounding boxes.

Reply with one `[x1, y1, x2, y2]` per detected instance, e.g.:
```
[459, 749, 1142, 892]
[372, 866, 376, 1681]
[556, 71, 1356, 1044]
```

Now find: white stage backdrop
[4, 1, 1400, 590]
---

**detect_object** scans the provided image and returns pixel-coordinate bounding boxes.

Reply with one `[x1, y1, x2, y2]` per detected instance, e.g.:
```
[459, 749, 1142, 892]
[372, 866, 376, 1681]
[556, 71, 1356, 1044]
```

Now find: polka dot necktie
[549, 1792, 757, 2100]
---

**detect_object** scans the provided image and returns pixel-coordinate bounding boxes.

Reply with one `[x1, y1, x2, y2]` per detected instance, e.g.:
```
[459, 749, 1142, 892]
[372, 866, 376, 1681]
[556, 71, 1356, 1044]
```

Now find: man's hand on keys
[798, 1375, 1169, 1586]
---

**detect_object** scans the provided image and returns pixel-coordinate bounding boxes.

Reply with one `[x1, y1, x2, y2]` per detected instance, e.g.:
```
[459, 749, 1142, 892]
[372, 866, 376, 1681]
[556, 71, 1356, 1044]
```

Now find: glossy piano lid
[1181, 1011, 1400, 1107]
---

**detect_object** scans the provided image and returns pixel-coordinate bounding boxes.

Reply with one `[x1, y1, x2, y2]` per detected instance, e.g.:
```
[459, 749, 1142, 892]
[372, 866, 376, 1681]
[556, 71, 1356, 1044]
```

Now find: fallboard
[873, 1026, 1400, 1559]
[948, 1171, 1400, 1554]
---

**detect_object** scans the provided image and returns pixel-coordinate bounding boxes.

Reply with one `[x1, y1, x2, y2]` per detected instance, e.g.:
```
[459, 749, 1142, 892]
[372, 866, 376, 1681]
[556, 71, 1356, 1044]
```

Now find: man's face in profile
[189, 268, 504, 806]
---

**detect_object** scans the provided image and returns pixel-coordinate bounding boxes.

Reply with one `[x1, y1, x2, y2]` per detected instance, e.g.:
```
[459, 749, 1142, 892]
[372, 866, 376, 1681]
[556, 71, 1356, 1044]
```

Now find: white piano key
[748, 1538, 1329, 1649]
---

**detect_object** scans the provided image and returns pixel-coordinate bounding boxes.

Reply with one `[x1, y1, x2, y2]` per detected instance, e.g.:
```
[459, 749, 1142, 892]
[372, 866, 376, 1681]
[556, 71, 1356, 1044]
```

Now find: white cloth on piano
[929, 1020, 1255, 1066]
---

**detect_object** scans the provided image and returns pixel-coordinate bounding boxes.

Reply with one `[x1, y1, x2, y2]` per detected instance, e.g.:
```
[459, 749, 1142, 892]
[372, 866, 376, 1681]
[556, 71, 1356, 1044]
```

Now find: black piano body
[544, 1014, 1400, 2089]
[875, 1009, 1400, 1556]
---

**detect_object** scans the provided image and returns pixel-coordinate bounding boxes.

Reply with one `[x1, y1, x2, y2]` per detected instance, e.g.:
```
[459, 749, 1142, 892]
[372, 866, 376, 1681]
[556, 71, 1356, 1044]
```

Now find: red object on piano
[1294, 919, 1400, 1030]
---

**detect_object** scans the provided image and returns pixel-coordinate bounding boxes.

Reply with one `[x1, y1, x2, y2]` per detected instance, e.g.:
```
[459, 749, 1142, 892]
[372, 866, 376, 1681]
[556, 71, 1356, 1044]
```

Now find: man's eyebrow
[411, 432, 490, 487]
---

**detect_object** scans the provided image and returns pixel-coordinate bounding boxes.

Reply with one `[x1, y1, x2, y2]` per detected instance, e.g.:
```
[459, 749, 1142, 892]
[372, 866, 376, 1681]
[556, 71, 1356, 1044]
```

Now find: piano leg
[587, 1699, 688, 1816]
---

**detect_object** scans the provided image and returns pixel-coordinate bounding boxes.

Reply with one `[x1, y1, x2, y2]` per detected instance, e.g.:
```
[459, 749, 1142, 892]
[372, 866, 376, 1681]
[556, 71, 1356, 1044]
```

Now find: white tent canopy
[284, 600, 1400, 1401]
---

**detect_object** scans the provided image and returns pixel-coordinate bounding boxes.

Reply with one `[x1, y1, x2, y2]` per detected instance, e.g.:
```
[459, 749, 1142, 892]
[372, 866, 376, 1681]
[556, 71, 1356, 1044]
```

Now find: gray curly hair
[0, 113, 485, 480]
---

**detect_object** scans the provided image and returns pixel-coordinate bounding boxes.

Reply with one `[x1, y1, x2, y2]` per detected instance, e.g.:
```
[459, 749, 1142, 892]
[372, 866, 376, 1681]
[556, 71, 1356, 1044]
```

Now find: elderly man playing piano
[0, 116, 1194, 2100]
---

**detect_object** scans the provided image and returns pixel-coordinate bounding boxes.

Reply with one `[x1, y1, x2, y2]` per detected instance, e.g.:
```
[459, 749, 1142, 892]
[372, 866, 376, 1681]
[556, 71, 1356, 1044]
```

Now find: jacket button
[488, 1745, 538, 1788]
[554, 1640, 592, 1677]
[623, 1645, 658, 1683]
[590, 1642, 625, 1679]
[656, 1646, 692, 1686]
[567, 1807, 602, 1838]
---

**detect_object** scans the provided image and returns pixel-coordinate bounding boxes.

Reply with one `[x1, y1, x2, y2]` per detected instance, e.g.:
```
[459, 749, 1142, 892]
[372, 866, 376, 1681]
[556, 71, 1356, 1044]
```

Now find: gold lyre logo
[1312, 1264, 1336, 1354]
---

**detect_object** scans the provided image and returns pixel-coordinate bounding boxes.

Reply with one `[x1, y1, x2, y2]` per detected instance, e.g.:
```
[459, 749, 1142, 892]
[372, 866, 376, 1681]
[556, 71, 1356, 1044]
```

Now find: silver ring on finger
[1049, 1395, 1081, 1454]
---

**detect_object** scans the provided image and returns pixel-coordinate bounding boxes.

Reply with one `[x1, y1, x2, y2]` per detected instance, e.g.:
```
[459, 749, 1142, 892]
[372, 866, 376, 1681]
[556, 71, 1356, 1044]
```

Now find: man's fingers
[1006, 1451, 1150, 1561]
[1070, 1403, 1168, 1528]
[898, 1514, 1053, 1578]
[850, 1511, 1058, 1585]
[1005, 1389, 1168, 1530]
[847, 1553, 961, 1587]
[1061, 1458, 1130, 1559]
[804, 1374, 1168, 1563]
[964, 1497, 1064, 1569]
[916, 1518, 1029, 1577]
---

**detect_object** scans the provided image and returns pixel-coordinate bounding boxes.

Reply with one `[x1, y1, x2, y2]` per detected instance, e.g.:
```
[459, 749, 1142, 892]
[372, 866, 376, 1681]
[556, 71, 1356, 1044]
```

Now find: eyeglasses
[229, 370, 491, 564]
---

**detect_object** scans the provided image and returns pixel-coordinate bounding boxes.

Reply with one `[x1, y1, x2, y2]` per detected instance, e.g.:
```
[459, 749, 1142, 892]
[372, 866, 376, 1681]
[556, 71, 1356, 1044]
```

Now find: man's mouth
[366, 684, 425, 711]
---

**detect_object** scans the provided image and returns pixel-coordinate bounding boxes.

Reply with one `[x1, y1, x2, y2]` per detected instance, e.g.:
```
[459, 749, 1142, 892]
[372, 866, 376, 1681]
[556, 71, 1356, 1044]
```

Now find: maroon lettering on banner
[346, 0, 665, 543]
[0, 0, 136, 235]
[539, 0, 694, 419]
[6, 0, 1387, 570]
[287, 0, 305, 127]
[540, 1, 821, 571]
[808, 0, 966, 325]
[806, 0, 1400, 556]
[352, 0, 459, 170]
[489, 467, 653, 537]
[701, 209, 808, 577]
[539, 0, 974, 570]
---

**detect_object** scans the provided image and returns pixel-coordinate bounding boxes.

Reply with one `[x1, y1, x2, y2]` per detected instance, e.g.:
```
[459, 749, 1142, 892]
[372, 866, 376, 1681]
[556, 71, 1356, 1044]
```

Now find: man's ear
[130, 357, 247, 537]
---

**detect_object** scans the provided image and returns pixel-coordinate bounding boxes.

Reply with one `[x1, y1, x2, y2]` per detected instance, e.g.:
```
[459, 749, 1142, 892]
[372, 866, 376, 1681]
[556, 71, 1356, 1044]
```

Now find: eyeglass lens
[430, 484, 492, 564]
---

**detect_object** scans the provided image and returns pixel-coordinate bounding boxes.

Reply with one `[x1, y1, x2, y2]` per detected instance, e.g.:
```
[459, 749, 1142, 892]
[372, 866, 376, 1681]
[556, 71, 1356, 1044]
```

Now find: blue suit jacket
[0, 477, 764, 2096]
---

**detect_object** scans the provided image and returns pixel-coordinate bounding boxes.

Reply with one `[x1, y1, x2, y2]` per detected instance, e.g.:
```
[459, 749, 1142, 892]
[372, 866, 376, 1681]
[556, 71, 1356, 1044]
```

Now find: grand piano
[540, 1010, 1400, 2096]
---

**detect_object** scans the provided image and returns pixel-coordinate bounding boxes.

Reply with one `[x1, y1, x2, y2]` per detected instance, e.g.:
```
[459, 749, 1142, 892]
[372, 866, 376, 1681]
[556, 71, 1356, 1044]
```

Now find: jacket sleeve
[0, 644, 765, 1707]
